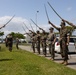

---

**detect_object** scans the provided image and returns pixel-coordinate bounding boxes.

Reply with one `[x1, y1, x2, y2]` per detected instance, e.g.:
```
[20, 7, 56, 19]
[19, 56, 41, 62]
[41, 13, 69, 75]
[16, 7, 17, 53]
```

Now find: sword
[30, 19, 45, 31]
[29, 22, 35, 32]
[23, 22, 30, 31]
[22, 26, 31, 37]
[30, 19, 40, 28]
[4, 15, 15, 26]
[48, 2, 62, 20]
[44, 4, 49, 21]
[0, 15, 15, 29]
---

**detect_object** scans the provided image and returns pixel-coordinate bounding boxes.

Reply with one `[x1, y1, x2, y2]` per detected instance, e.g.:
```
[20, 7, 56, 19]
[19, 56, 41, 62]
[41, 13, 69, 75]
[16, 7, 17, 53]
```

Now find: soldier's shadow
[68, 62, 76, 65]
[54, 58, 64, 61]
[0, 59, 13, 62]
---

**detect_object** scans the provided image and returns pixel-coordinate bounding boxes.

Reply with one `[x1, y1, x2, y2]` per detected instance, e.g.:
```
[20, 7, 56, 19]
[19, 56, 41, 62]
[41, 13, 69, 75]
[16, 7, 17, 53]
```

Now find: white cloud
[0, 16, 30, 38]
[0, 16, 59, 38]
[0, 16, 50, 38]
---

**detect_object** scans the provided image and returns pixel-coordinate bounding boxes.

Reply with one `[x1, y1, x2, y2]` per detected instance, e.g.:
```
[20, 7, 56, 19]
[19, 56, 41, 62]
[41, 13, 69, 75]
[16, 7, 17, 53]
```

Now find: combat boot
[50, 58, 54, 61]
[60, 61, 65, 64]
[63, 60, 68, 65]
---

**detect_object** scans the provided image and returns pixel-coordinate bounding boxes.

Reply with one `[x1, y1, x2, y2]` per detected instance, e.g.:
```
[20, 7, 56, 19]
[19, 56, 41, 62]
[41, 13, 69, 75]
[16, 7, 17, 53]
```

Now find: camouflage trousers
[49, 43, 55, 59]
[31, 42, 35, 53]
[36, 41, 40, 54]
[16, 43, 19, 49]
[8, 43, 13, 52]
[42, 41, 47, 56]
[60, 40, 68, 61]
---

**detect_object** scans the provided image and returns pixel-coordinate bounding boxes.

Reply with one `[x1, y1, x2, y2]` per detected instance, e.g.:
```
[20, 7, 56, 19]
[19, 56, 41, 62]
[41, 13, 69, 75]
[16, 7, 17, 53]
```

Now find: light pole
[36, 11, 39, 31]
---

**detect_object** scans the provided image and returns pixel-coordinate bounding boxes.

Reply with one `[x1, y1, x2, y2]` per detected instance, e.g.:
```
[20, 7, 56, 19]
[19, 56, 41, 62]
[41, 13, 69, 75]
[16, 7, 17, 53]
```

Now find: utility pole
[36, 11, 39, 31]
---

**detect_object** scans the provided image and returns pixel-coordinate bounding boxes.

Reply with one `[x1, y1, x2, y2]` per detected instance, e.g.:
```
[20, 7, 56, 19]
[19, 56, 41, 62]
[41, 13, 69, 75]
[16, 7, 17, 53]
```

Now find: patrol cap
[60, 21, 66, 26]
[49, 27, 54, 30]
[36, 30, 40, 33]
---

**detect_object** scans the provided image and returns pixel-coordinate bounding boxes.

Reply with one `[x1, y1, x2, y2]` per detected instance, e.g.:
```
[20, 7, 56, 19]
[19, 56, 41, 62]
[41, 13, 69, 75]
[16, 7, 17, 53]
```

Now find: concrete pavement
[19, 45, 76, 70]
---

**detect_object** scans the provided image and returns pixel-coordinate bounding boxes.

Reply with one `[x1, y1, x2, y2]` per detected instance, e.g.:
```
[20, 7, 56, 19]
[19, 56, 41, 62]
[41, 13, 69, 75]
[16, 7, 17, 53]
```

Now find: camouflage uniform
[31, 33, 36, 53]
[41, 31, 47, 56]
[59, 28, 69, 61]
[5, 36, 8, 47]
[16, 38, 19, 49]
[7, 34, 13, 52]
[48, 21, 69, 64]
[36, 31, 41, 54]
[28, 31, 36, 53]
[47, 27, 56, 60]
[64, 20, 76, 29]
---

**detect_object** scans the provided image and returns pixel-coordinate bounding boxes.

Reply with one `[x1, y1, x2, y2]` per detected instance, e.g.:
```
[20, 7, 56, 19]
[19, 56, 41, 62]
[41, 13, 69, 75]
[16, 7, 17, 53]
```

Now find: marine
[48, 20, 69, 65]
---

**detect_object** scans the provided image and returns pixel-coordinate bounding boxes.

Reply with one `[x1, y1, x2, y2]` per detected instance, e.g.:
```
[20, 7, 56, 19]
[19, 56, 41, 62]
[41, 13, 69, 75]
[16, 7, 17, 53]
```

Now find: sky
[0, 0, 76, 38]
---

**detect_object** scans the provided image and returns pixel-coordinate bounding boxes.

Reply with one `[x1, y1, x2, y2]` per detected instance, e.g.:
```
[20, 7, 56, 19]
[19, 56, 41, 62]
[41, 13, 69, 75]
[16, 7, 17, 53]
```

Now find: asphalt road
[19, 45, 76, 70]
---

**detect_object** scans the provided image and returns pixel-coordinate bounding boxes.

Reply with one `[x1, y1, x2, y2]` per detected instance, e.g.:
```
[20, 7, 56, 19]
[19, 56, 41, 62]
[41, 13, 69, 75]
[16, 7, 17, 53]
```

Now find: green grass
[0, 44, 76, 75]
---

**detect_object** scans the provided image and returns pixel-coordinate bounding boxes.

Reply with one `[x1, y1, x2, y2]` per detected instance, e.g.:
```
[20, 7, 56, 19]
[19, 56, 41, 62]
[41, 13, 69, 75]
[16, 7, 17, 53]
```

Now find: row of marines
[27, 19, 76, 65]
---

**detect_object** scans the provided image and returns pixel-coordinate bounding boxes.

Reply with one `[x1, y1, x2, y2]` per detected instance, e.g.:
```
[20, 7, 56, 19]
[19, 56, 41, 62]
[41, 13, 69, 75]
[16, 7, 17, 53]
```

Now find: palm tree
[0, 32, 4, 36]
[66, 26, 75, 36]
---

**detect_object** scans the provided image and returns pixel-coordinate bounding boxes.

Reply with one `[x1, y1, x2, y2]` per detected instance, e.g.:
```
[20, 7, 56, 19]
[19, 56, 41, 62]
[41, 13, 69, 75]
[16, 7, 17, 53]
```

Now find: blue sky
[0, 0, 76, 37]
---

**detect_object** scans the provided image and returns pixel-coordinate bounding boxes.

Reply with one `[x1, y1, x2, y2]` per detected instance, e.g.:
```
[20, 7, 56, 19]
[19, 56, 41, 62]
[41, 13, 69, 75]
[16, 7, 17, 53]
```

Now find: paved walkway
[19, 45, 76, 70]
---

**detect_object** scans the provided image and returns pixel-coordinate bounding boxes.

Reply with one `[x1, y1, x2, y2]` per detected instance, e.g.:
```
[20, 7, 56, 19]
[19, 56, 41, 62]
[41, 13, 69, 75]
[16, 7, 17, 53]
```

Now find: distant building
[24, 33, 31, 43]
